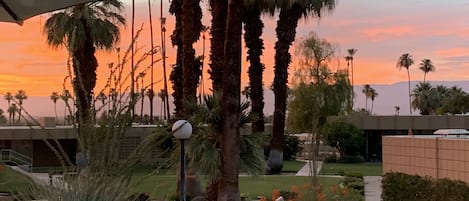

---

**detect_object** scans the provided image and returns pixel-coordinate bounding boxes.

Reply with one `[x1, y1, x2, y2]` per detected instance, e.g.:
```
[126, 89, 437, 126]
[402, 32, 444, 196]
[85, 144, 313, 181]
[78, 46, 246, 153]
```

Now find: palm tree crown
[397, 53, 414, 70]
[4, 92, 13, 108]
[44, 1, 125, 51]
[419, 59, 435, 83]
[44, 0, 125, 125]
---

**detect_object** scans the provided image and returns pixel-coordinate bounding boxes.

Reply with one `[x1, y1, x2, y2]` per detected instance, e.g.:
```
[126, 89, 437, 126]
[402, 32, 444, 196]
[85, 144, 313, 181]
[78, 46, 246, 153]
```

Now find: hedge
[382, 172, 469, 201]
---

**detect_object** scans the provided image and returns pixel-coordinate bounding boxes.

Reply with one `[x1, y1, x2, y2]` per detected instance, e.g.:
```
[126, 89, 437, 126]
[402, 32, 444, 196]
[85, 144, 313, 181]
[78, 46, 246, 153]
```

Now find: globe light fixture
[172, 120, 192, 201]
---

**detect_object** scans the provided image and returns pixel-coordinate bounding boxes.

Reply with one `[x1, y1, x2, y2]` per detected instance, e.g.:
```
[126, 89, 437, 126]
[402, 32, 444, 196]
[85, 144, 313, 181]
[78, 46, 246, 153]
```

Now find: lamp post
[172, 120, 192, 201]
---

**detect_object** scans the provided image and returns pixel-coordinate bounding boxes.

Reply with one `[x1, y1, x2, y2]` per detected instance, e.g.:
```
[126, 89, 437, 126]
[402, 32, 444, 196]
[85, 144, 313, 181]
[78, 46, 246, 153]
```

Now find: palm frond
[240, 134, 266, 176]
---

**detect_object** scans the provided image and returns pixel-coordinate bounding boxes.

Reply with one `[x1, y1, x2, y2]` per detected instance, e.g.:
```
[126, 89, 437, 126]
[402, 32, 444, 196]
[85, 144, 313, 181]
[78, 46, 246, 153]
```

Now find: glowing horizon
[0, 0, 468, 98]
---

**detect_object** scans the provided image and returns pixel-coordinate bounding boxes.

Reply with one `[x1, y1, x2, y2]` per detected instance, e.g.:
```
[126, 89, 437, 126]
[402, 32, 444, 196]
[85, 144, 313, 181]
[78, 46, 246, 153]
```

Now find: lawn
[131, 174, 343, 200]
[282, 160, 306, 172]
[0, 165, 34, 193]
[320, 162, 382, 176]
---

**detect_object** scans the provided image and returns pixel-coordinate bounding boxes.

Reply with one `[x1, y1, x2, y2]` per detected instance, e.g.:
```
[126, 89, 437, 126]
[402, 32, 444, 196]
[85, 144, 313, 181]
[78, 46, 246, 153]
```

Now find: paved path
[10, 166, 64, 187]
[295, 161, 322, 176]
[364, 176, 382, 201]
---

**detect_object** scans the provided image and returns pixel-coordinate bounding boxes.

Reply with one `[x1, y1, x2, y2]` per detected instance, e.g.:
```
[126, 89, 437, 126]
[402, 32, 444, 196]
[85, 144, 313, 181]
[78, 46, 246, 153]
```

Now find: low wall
[383, 135, 469, 182]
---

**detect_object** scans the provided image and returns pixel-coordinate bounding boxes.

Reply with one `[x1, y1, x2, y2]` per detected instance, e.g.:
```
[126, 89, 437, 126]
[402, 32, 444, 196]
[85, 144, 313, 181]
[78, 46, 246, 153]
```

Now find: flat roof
[385, 135, 469, 140]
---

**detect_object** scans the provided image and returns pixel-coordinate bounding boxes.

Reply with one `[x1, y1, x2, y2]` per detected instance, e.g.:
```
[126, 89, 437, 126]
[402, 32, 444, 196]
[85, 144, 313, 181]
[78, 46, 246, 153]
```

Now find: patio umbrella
[0, 0, 97, 25]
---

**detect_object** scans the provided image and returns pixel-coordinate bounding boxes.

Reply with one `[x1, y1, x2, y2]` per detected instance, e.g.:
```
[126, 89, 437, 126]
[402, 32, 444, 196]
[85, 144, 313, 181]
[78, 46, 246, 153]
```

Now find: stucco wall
[383, 136, 469, 182]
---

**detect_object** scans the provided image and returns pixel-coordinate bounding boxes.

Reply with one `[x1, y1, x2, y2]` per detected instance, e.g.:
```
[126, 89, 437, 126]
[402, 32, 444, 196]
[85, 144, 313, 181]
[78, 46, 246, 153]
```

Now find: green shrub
[344, 172, 363, 179]
[283, 135, 302, 160]
[381, 172, 433, 201]
[343, 174, 364, 196]
[337, 155, 365, 163]
[430, 178, 469, 201]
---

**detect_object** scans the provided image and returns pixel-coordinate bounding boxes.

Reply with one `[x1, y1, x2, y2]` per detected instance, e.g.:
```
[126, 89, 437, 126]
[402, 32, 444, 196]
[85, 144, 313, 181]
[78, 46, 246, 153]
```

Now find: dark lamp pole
[172, 120, 192, 201]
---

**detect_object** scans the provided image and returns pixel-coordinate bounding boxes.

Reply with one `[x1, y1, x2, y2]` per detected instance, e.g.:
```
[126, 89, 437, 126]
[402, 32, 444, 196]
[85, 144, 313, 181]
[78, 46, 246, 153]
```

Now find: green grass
[320, 162, 382, 176]
[0, 165, 34, 193]
[282, 160, 306, 172]
[131, 174, 343, 200]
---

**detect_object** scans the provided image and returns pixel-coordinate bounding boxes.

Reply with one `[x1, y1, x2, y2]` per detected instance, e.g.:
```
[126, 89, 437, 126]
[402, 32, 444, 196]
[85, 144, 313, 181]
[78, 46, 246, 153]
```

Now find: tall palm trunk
[140, 90, 144, 123]
[423, 73, 427, 84]
[54, 103, 58, 124]
[243, 5, 265, 134]
[72, 21, 97, 126]
[206, 1, 227, 200]
[371, 100, 374, 114]
[148, 0, 155, 122]
[407, 69, 412, 115]
[131, 0, 136, 119]
[160, 0, 170, 120]
[181, 0, 202, 117]
[269, 5, 303, 174]
[209, 0, 227, 93]
[219, 0, 243, 199]
[169, 0, 184, 118]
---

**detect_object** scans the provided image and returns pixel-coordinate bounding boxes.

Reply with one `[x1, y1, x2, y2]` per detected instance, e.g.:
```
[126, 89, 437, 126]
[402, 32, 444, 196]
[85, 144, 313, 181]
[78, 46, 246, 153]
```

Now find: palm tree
[218, 0, 244, 197]
[411, 82, 435, 115]
[208, 0, 227, 93]
[96, 91, 107, 115]
[269, 0, 336, 174]
[4, 92, 13, 108]
[369, 88, 378, 114]
[136, 72, 146, 122]
[347, 48, 358, 87]
[395, 106, 400, 116]
[61, 89, 72, 125]
[7, 103, 17, 126]
[397, 53, 414, 115]
[50, 91, 60, 124]
[145, 89, 154, 123]
[169, 0, 203, 118]
[158, 89, 167, 120]
[43, 1, 125, 125]
[344, 56, 352, 77]
[181, 0, 203, 116]
[169, 0, 184, 119]
[14, 90, 27, 124]
[362, 84, 371, 111]
[243, 1, 266, 134]
[419, 59, 435, 83]
[148, 0, 155, 123]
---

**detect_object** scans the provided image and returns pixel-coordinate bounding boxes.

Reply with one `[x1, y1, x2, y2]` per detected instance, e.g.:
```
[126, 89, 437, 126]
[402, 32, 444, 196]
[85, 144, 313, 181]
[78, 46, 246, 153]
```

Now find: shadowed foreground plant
[19, 175, 133, 201]
[15, 27, 164, 201]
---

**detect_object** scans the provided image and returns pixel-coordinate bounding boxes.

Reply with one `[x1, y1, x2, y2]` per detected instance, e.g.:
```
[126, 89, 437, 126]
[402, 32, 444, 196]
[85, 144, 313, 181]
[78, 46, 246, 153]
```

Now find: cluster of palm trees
[49, 90, 74, 125]
[361, 84, 378, 114]
[396, 53, 436, 115]
[41, 0, 338, 199]
[4, 90, 28, 125]
[411, 83, 469, 115]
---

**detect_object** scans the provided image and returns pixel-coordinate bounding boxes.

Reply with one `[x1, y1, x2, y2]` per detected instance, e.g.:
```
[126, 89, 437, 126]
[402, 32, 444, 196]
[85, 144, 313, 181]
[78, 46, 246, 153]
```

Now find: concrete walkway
[10, 166, 64, 187]
[364, 176, 382, 201]
[295, 161, 322, 176]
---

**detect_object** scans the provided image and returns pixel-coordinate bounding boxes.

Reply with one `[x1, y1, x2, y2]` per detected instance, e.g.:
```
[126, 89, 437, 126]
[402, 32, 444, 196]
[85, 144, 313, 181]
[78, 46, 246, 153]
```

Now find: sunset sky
[1, 0, 469, 98]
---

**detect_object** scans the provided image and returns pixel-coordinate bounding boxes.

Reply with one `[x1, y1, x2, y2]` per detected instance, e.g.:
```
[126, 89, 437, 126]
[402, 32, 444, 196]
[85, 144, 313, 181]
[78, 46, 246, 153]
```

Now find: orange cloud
[437, 48, 469, 57]
[361, 26, 416, 42]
